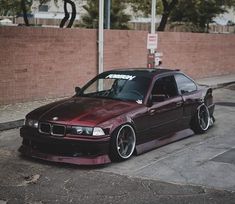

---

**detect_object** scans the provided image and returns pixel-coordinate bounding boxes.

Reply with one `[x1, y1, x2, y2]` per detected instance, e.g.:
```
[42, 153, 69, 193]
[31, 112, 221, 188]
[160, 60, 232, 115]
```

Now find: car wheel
[191, 103, 210, 134]
[110, 124, 136, 161]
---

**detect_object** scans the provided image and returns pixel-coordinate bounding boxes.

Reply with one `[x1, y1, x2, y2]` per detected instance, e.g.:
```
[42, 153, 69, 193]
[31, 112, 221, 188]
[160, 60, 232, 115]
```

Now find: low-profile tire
[110, 124, 136, 162]
[191, 103, 210, 134]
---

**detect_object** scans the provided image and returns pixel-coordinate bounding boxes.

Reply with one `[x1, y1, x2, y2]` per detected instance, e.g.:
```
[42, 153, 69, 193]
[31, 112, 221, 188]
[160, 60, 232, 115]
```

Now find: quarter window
[175, 74, 197, 94]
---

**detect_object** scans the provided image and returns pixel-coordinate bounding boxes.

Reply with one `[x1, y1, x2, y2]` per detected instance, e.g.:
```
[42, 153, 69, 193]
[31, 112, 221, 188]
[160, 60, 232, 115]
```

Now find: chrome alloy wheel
[116, 125, 136, 159]
[197, 104, 210, 131]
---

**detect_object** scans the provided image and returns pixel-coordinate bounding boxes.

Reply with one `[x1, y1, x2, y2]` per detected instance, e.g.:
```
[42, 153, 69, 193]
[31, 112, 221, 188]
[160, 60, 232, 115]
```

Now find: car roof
[101, 68, 179, 78]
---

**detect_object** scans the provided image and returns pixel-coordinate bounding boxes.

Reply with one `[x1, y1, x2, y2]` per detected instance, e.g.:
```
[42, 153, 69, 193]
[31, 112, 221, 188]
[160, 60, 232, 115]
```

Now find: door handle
[176, 101, 183, 107]
[148, 109, 156, 115]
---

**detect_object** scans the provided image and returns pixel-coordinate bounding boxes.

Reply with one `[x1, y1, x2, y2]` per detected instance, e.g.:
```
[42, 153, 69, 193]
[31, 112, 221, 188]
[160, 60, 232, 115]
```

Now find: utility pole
[150, 0, 156, 54]
[98, 0, 104, 90]
[147, 0, 157, 68]
[104, 0, 111, 29]
[98, 0, 104, 75]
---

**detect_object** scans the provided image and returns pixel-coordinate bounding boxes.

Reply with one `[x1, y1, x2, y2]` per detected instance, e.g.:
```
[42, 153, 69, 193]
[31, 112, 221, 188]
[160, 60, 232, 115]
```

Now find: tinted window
[152, 76, 178, 98]
[175, 74, 197, 94]
[39, 5, 49, 12]
[80, 73, 151, 104]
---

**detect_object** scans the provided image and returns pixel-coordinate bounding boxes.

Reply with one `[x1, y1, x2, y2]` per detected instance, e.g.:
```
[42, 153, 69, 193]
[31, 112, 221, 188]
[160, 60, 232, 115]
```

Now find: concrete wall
[0, 27, 235, 105]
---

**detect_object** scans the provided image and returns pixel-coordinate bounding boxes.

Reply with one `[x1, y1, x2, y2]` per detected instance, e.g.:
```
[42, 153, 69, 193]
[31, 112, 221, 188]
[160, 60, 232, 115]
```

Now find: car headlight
[24, 118, 39, 128]
[70, 126, 105, 136]
[71, 126, 93, 136]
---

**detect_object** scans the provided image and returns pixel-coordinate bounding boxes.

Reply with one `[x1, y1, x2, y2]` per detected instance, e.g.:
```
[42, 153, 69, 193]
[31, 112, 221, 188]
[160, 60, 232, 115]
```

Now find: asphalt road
[0, 86, 235, 204]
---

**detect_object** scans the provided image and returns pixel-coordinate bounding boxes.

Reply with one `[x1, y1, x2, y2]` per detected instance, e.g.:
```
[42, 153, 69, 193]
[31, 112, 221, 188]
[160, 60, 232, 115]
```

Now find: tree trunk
[67, 0, 76, 28]
[157, 12, 169, 31]
[60, 0, 70, 28]
[157, 0, 178, 31]
[21, 0, 29, 26]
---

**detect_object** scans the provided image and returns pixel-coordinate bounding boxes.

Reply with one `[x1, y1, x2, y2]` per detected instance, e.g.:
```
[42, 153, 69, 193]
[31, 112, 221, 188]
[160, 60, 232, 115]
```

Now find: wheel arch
[109, 121, 137, 161]
[108, 115, 137, 137]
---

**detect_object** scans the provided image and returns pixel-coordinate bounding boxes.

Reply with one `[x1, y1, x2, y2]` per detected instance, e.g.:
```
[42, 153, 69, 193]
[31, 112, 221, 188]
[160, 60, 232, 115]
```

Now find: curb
[198, 81, 235, 90]
[0, 119, 24, 131]
[212, 81, 235, 89]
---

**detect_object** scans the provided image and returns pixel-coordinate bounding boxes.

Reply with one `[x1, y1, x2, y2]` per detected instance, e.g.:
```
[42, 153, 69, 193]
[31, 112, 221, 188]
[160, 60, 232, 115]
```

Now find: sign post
[147, 0, 157, 68]
[98, 0, 104, 90]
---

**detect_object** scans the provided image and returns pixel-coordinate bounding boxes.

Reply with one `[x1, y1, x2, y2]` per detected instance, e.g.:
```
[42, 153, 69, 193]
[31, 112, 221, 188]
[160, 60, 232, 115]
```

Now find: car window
[152, 75, 178, 98]
[81, 74, 151, 103]
[175, 74, 197, 94]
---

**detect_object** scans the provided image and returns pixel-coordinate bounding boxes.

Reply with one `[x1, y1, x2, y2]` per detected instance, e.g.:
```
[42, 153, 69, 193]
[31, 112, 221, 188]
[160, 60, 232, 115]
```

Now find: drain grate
[215, 102, 235, 107]
[211, 149, 235, 165]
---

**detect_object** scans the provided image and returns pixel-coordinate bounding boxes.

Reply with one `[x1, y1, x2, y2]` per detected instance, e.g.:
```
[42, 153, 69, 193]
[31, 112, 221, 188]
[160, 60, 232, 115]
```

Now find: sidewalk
[197, 74, 235, 88]
[0, 74, 235, 131]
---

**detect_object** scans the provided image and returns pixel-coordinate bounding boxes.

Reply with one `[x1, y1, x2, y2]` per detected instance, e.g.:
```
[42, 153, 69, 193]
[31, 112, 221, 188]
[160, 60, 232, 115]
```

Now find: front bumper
[19, 126, 111, 165]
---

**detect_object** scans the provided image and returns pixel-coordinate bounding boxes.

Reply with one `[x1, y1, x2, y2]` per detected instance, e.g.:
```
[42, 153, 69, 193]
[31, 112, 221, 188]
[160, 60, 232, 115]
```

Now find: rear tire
[191, 104, 210, 134]
[110, 124, 136, 161]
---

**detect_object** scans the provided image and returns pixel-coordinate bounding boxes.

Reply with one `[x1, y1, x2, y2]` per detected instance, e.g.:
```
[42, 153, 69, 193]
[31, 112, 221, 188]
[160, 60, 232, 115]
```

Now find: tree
[80, 0, 131, 29]
[0, 0, 33, 26]
[127, 0, 163, 17]
[128, 0, 235, 32]
[170, 0, 235, 32]
[158, 0, 178, 31]
[21, 0, 32, 26]
[127, 0, 178, 31]
[0, 0, 22, 16]
[60, 0, 76, 28]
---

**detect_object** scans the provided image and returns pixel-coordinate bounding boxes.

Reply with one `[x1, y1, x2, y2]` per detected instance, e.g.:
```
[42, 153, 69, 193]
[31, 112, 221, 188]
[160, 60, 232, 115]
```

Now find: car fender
[99, 114, 136, 137]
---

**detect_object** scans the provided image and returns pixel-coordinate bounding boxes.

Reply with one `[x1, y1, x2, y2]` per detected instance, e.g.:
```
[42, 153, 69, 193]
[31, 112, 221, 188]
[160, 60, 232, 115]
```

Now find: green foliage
[170, 0, 235, 32]
[80, 0, 131, 29]
[0, 0, 58, 17]
[127, 0, 163, 17]
[0, 0, 22, 16]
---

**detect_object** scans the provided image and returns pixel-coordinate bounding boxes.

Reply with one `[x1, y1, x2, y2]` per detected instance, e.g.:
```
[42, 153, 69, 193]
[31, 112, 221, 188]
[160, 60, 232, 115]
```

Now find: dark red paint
[19, 69, 214, 165]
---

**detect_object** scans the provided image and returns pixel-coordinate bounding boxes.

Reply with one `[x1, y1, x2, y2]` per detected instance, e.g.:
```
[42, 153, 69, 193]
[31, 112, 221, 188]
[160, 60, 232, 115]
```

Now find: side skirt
[135, 129, 194, 155]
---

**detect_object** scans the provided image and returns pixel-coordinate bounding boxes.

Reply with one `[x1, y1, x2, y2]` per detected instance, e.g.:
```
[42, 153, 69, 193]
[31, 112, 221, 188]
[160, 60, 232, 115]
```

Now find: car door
[174, 73, 199, 128]
[146, 75, 184, 141]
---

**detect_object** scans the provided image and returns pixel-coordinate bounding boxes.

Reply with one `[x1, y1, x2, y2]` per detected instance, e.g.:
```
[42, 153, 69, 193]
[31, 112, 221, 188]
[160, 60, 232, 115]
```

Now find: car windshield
[79, 73, 151, 104]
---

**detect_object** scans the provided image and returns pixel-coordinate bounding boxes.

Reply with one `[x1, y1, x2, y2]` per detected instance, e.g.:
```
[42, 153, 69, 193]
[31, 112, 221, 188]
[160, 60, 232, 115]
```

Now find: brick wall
[0, 27, 235, 105]
[158, 32, 235, 78]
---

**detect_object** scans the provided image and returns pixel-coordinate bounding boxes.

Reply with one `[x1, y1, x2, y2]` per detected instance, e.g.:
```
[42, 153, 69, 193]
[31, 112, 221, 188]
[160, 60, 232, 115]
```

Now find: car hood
[27, 97, 140, 126]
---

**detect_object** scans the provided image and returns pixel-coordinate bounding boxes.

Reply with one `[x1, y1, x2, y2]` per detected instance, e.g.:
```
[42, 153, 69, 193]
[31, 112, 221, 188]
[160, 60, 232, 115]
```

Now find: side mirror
[75, 86, 81, 95]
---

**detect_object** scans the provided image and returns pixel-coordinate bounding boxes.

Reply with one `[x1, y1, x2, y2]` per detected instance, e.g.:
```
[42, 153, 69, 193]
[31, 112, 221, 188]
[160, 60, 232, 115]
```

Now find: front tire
[110, 124, 136, 161]
[191, 103, 210, 134]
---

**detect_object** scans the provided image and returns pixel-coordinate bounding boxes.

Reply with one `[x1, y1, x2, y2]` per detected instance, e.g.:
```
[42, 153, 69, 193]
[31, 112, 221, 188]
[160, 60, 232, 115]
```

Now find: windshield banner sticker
[106, 74, 136, 81]
[136, 100, 143, 104]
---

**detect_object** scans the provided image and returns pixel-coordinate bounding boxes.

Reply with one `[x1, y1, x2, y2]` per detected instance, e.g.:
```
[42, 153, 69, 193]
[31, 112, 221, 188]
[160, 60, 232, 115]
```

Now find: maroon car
[19, 68, 215, 165]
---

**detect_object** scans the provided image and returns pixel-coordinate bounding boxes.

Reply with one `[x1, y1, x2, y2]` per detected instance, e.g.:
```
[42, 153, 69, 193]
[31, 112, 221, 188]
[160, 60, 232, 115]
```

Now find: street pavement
[0, 84, 235, 203]
[101, 86, 235, 191]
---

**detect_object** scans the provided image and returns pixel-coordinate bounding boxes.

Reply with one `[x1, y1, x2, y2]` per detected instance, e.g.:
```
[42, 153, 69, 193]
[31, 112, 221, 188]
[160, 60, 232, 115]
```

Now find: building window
[38, 5, 49, 12]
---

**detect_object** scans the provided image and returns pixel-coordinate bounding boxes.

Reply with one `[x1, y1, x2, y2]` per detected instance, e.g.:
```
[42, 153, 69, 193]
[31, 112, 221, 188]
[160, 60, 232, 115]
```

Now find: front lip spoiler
[19, 145, 111, 166]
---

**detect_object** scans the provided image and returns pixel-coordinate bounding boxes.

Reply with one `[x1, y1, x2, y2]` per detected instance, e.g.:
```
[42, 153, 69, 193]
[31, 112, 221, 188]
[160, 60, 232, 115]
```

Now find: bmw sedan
[19, 68, 215, 165]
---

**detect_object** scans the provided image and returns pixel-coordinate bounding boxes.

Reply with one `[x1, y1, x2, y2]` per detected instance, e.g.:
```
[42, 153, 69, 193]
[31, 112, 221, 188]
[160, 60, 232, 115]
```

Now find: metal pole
[104, 0, 111, 29]
[98, 0, 104, 74]
[150, 0, 156, 54]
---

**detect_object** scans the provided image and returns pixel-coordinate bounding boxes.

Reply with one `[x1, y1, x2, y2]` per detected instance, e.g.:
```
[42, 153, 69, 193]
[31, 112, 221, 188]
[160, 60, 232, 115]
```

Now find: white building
[31, 0, 86, 26]
[214, 8, 235, 25]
